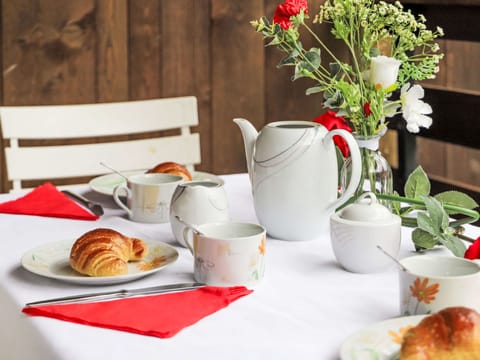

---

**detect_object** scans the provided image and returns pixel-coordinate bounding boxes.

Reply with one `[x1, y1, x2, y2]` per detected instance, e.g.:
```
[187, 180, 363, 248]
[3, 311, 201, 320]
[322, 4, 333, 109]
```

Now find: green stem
[376, 193, 480, 225]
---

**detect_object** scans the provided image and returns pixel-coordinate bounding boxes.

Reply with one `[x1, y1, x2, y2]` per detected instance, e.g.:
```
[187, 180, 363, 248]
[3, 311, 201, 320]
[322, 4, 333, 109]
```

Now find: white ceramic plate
[340, 315, 425, 360]
[89, 170, 224, 196]
[21, 239, 178, 285]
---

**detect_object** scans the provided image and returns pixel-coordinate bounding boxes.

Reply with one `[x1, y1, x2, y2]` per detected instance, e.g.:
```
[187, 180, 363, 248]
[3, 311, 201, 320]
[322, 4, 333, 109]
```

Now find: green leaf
[306, 86, 324, 95]
[404, 166, 431, 199]
[304, 47, 321, 71]
[434, 191, 479, 214]
[369, 47, 381, 58]
[416, 212, 438, 236]
[422, 195, 449, 231]
[329, 62, 341, 79]
[437, 234, 467, 257]
[412, 228, 437, 249]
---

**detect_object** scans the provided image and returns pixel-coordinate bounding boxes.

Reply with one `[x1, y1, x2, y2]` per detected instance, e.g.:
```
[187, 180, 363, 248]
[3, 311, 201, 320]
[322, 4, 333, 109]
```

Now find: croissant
[146, 161, 192, 181]
[400, 306, 480, 360]
[69, 228, 149, 277]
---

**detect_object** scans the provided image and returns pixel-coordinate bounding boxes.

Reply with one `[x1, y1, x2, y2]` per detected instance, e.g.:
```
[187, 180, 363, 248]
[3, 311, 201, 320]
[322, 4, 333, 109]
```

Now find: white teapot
[234, 118, 361, 240]
[169, 181, 229, 247]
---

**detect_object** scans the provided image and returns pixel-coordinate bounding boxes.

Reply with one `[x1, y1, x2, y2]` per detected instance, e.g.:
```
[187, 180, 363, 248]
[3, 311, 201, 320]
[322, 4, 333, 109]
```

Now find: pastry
[146, 161, 192, 181]
[400, 306, 480, 359]
[69, 228, 148, 277]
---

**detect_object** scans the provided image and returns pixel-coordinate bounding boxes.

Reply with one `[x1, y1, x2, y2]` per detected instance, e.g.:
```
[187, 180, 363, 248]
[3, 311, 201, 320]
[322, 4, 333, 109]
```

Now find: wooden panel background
[0, 0, 478, 194]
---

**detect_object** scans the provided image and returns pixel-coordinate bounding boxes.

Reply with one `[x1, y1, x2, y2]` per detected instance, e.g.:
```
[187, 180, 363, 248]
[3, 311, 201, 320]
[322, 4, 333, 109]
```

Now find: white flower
[401, 84, 433, 133]
[369, 55, 402, 89]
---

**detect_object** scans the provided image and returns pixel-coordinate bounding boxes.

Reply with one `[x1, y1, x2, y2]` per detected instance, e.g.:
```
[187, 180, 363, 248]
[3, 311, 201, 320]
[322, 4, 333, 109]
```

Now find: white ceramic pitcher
[170, 180, 229, 247]
[234, 118, 361, 241]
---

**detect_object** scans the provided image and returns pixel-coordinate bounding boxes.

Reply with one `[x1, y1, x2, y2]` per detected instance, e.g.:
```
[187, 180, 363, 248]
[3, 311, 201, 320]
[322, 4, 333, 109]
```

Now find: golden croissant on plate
[69, 228, 149, 277]
[400, 306, 480, 360]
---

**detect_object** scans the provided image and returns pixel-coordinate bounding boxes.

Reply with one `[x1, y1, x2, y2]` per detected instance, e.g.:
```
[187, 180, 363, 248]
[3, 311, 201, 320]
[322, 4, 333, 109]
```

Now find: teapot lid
[339, 192, 393, 222]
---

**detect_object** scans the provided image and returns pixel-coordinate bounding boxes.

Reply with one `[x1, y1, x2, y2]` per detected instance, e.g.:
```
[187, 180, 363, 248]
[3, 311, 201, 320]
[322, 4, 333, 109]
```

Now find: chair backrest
[0, 96, 201, 192]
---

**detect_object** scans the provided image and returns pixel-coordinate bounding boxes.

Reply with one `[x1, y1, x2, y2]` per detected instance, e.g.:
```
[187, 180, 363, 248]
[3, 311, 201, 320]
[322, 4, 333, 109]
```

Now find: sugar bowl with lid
[330, 192, 401, 273]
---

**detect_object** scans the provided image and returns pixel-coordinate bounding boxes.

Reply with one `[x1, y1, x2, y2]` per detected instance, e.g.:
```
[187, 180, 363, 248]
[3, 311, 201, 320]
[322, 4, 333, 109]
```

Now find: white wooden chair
[0, 96, 201, 192]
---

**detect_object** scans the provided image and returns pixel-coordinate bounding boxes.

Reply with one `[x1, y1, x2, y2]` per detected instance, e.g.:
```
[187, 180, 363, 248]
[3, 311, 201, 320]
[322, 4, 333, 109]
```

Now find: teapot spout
[233, 118, 258, 184]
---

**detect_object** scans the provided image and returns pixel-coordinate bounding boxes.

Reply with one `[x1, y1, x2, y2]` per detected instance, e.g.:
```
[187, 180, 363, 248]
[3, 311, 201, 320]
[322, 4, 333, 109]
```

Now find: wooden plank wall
[0, 0, 478, 194]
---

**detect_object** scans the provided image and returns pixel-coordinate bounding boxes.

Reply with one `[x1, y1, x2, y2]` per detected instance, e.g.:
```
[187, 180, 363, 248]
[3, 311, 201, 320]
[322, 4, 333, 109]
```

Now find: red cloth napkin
[0, 182, 98, 220]
[23, 286, 252, 338]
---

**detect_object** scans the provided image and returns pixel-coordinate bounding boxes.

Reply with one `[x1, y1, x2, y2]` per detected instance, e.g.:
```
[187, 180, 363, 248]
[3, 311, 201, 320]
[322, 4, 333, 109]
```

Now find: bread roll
[146, 161, 192, 181]
[400, 306, 480, 359]
[70, 228, 148, 277]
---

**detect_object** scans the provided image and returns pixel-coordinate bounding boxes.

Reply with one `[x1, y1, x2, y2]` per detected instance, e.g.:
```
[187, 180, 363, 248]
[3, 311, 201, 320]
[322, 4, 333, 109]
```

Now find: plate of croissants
[21, 228, 178, 285]
[89, 161, 224, 196]
[340, 306, 480, 359]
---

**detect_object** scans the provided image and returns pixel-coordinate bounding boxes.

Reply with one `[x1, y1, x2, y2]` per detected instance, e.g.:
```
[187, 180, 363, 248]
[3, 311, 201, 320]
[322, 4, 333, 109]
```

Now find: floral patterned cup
[399, 255, 480, 316]
[183, 222, 266, 287]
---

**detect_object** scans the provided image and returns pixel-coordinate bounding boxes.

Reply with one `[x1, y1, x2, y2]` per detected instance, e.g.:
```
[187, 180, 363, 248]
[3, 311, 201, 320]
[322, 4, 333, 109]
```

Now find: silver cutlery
[99, 162, 129, 181]
[62, 190, 104, 216]
[26, 282, 205, 307]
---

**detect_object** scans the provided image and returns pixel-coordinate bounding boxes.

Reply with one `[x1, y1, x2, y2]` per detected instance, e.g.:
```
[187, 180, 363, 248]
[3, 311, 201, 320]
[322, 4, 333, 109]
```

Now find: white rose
[369, 55, 401, 89]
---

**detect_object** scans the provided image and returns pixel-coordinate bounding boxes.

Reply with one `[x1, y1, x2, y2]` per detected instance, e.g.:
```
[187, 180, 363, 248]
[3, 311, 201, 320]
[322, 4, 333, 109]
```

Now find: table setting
[1, 0, 480, 359]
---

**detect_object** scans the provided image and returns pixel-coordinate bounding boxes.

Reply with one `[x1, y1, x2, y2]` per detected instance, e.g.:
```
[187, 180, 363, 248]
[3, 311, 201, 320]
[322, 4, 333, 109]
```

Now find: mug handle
[113, 184, 132, 217]
[323, 129, 362, 212]
[182, 226, 195, 255]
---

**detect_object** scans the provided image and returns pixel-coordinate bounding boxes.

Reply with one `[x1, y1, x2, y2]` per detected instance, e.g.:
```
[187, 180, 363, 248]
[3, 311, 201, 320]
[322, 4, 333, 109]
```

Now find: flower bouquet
[251, 0, 480, 258]
[251, 0, 444, 136]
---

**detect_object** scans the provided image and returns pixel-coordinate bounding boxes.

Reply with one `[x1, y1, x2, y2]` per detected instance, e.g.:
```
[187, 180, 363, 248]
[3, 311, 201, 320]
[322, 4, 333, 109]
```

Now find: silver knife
[26, 282, 205, 307]
[62, 190, 104, 216]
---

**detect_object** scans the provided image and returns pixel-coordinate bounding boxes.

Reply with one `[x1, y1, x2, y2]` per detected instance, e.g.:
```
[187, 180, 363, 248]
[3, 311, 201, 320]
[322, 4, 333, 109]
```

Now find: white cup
[399, 255, 480, 316]
[183, 221, 266, 287]
[113, 173, 183, 223]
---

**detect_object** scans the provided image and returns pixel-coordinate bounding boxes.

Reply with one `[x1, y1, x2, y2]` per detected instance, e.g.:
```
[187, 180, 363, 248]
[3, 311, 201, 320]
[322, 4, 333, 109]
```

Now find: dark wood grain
[2, 0, 96, 105]
[128, 0, 161, 100]
[211, 0, 266, 174]
[96, 0, 128, 102]
[191, 0, 213, 173]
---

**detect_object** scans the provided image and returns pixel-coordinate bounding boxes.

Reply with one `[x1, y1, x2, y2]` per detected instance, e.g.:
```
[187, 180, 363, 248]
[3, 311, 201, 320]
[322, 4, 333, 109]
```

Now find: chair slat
[5, 134, 200, 180]
[1, 97, 198, 139]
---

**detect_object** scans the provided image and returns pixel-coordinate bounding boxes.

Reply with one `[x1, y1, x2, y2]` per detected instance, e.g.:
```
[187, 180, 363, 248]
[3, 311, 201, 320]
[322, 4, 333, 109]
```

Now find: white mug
[183, 221, 266, 287]
[113, 173, 183, 223]
[399, 255, 480, 316]
[170, 181, 229, 247]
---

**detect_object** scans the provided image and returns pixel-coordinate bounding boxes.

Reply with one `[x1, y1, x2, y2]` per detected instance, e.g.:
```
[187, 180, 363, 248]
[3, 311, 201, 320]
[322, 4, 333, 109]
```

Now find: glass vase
[340, 133, 393, 208]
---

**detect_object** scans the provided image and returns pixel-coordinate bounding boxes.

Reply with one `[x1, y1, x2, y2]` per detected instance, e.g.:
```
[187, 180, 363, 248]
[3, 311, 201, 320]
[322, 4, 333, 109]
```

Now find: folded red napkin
[23, 286, 252, 338]
[0, 183, 98, 220]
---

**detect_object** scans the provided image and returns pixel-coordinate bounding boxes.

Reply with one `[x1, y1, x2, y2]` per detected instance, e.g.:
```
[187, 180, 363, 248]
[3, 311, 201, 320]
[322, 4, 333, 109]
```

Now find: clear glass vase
[340, 133, 393, 208]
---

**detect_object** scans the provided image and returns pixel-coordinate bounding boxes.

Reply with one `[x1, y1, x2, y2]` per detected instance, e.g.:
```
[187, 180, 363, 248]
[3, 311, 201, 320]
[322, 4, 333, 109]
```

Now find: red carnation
[273, 0, 309, 30]
[464, 236, 480, 260]
[313, 110, 352, 157]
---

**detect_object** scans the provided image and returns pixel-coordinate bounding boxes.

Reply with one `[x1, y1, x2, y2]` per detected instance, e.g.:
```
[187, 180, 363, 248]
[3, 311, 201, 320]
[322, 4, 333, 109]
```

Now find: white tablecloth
[1, 173, 479, 360]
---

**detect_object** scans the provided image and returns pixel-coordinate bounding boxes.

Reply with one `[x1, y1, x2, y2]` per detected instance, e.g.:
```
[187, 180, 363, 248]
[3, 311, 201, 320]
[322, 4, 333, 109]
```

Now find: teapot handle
[323, 129, 362, 212]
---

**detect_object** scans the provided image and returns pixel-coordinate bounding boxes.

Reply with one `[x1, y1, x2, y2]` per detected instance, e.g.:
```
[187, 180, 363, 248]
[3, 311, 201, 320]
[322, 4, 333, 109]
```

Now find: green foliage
[251, 0, 444, 136]
[382, 166, 479, 257]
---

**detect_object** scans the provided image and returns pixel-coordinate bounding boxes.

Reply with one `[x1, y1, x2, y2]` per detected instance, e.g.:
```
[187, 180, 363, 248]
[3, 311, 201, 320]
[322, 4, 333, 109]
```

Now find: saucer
[89, 170, 224, 196]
